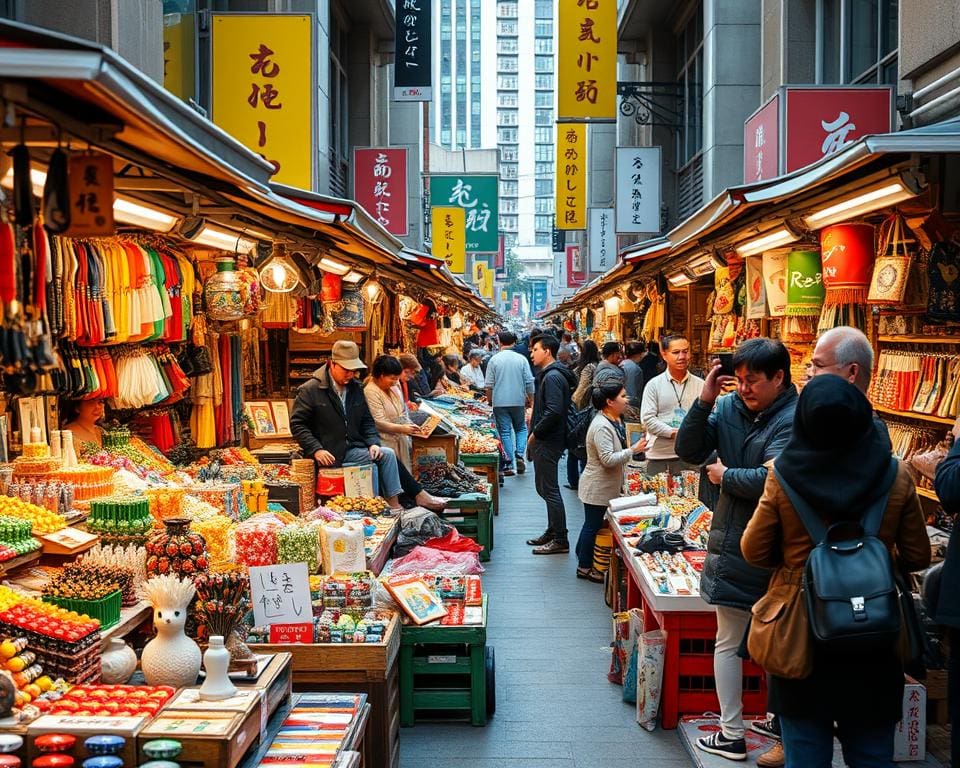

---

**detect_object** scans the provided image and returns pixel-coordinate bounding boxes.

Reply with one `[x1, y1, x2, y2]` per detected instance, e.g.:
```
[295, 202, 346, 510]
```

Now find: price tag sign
[250, 563, 311, 627]
[268, 623, 313, 644]
[67, 153, 114, 236]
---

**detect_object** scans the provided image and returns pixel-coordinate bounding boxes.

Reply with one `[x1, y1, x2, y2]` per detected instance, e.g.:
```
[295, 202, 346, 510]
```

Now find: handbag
[747, 566, 813, 679]
[868, 214, 913, 305]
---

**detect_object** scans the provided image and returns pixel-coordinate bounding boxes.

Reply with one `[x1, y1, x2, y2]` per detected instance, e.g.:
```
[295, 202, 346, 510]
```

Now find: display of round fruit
[145, 518, 208, 578]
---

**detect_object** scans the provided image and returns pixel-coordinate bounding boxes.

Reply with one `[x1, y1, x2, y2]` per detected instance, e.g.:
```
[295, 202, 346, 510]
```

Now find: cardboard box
[894, 676, 925, 762]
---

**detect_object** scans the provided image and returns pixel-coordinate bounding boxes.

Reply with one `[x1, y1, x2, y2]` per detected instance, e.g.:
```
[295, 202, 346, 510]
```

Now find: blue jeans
[494, 406, 527, 469]
[342, 446, 403, 500]
[565, 450, 585, 488]
[576, 503, 605, 569]
[780, 717, 895, 768]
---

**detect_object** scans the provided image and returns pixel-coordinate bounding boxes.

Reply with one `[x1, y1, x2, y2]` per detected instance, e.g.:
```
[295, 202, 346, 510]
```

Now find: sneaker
[533, 539, 569, 555]
[695, 732, 747, 761]
[515, 457, 526, 475]
[526, 531, 554, 546]
[503, 468, 516, 477]
[756, 742, 785, 768]
[751, 716, 781, 740]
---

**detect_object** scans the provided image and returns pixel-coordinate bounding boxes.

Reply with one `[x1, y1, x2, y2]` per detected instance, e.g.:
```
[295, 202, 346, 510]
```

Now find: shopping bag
[636, 629, 668, 731]
[320, 521, 366, 574]
[316, 469, 345, 497]
[608, 612, 630, 685]
[621, 609, 644, 704]
[869, 214, 913, 305]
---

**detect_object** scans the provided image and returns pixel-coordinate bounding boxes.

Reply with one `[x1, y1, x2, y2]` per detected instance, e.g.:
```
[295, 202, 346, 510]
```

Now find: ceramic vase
[100, 638, 137, 684]
[141, 575, 202, 689]
[199, 636, 237, 701]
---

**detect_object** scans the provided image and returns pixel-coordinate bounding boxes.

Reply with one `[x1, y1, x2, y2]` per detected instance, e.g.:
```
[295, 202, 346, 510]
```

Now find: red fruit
[165, 542, 179, 557]
[158, 558, 170, 574]
[180, 542, 193, 556]
[146, 555, 157, 572]
[180, 560, 195, 574]
[195, 556, 208, 570]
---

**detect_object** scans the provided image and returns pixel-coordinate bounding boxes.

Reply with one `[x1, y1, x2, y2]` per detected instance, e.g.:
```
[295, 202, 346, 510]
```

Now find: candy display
[326, 496, 391, 515]
[145, 518, 208, 578]
[0, 496, 66, 535]
[459, 432, 499, 454]
[415, 461, 487, 497]
[86, 498, 152, 546]
[277, 523, 322, 573]
[0, 517, 41, 561]
[234, 513, 286, 568]
[42, 685, 174, 717]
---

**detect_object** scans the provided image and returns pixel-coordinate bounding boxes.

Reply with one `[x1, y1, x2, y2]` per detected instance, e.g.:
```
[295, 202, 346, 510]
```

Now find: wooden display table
[441, 490, 494, 561]
[460, 452, 500, 515]
[608, 515, 766, 729]
[249, 613, 401, 768]
[399, 596, 490, 727]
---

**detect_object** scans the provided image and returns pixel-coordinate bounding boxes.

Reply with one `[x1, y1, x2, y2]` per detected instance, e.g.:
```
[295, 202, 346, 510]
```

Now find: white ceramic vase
[141, 600, 202, 688]
[199, 635, 236, 701]
[100, 638, 137, 684]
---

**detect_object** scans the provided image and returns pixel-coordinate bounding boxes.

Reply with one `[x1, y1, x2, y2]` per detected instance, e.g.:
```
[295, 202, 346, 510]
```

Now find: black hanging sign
[394, 0, 432, 101]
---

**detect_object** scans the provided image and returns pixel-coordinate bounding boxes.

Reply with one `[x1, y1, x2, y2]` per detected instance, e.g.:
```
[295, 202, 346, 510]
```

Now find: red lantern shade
[320, 273, 342, 303]
[820, 223, 876, 304]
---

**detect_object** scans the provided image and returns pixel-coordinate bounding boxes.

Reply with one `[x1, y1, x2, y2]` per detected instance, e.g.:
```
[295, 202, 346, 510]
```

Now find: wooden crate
[460, 452, 500, 515]
[412, 433, 458, 467]
[28, 715, 145, 768]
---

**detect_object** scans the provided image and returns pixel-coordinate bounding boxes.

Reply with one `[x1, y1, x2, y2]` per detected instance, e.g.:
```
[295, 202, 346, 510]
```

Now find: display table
[399, 595, 490, 727]
[607, 514, 766, 729]
[460, 452, 500, 516]
[442, 490, 494, 561]
[249, 613, 401, 768]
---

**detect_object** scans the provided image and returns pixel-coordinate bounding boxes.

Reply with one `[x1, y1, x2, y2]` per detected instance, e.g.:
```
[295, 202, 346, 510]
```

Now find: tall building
[430, 0, 496, 150]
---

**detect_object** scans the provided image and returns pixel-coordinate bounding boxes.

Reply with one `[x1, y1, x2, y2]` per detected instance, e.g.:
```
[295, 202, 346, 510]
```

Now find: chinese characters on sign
[566, 244, 586, 287]
[211, 14, 313, 189]
[558, 0, 616, 120]
[555, 124, 586, 230]
[67, 154, 115, 237]
[162, 13, 196, 102]
[531, 281, 548, 315]
[615, 147, 661, 234]
[431, 206, 466, 273]
[428, 175, 498, 252]
[742, 93, 780, 182]
[589, 208, 614, 273]
[353, 148, 409, 236]
[249, 563, 312, 627]
[394, 0, 433, 101]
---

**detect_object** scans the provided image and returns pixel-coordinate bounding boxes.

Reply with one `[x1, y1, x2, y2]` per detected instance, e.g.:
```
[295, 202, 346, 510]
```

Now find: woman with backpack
[566, 340, 601, 490]
[742, 376, 930, 767]
[575, 381, 646, 582]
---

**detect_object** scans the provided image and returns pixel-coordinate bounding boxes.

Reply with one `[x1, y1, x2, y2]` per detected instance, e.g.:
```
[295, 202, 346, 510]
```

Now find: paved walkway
[399, 460, 690, 767]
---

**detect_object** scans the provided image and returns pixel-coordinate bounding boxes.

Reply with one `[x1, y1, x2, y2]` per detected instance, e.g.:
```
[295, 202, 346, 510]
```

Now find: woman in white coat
[576, 381, 647, 581]
[364, 355, 422, 471]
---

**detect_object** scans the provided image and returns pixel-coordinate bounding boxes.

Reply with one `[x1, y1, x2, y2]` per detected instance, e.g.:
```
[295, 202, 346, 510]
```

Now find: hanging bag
[868, 214, 915, 305]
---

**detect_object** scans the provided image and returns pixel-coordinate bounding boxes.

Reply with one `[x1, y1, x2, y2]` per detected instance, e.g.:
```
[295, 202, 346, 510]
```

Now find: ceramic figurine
[140, 575, 201, 688]
[199, 635, 236, 701]
[100, 638, 137, 684]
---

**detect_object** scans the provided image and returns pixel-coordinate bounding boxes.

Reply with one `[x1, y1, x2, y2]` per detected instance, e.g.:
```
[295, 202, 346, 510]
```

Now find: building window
[535, 20, 553, 37]
[471, 125, 481, 147]
[676, 2, 704, 168]
[500, 215, 518, 231]
[535, 108, 553, 126]
[535, 91, 553, 107]
[499, 93, 518, 107]
[535, 126, 552, 143]
[329, 5, 349, 196]
[498, 127, 518, 143]
[501, 163, 518, 179]
[535, 161, 553, 176]
[535, 0, 552, 18]
[498, 20, 517, 35]
[534, 144, 554, 162]
[501, 198, 518, 213]
[535, 55, 553, 73]
[502, 146, 518, 162]
[817, 0, 898, 84]
[501, 180, 518, 196]
[499, 55, 518, 73]
[504, 233, 518, 249]
[535, 197, 554, 214]
[498, 38, 518, 54]
[497, 75, 518, 90]
[534, 38, 553, 54]
[498, 109, 519, 126]
[535, 178, 553, 196]
[535, 74, 554, 90]
[497, 2, 518, 19]
[535, 232, 552, 246]
[535, 214, 553, 231]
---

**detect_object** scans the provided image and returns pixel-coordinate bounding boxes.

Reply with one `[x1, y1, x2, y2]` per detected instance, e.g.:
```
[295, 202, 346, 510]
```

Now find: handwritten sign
[615, 146, 661, 233]
[589, 207, 614, 273]
[558, 0, 617, 120]
[431, 206, 466, 273]
[353, 148, 408, 235]
[250, 563, 311, 627]
[68, 154, 114, 237]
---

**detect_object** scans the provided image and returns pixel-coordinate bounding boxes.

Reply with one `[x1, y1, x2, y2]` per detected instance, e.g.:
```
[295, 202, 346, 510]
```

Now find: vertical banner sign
[163, 13, 195, 102]
[431, 207, 466, 273]
[589, 208, 614, 273]
[743, 94, 780, 183]
[552, 221, 565, 253]
[556, 124, 586, 229]
[511, 294, 521, 315]
[394, 0, 432, 101]
[553, 250, 566, 295]
[429, 175, 498, 252]
[67, 154, 115, 237]
[558, 0, 617, 120]
[211, 14, 313, 189]
[353, 148, 408, 236]
[494, 234, 506, 278]
[615, 147, 661, 234]
[531, 282, 548, 314]
[567, 244, 586, 287]
[474, 263, 494, 300]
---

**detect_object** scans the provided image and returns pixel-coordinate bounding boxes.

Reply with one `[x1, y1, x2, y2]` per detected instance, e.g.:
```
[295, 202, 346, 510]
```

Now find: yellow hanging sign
[473, 263, 494, 300]
[556, 123, 587, 230]
[163, 14, 195, 102]
[558, 0, 617, 121]
[211, 14, 313, 189]
[432, 207, 466, 273]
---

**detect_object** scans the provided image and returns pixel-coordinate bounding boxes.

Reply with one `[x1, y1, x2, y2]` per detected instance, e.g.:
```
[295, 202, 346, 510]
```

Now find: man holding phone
[640, 335, 704, 477]
[675, 338, 798, 762]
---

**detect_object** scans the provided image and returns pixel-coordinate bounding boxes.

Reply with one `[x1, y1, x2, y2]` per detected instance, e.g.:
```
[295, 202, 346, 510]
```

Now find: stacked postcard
[258, 693, 368, 768]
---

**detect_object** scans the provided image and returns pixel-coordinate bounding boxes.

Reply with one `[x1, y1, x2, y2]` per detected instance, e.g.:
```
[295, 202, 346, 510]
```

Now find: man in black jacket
[676, 338, 797, 762]
[526, 335, 578, 555]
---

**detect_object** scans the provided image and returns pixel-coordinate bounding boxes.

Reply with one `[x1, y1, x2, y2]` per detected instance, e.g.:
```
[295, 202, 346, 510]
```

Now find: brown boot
[756, 742, 785, 768]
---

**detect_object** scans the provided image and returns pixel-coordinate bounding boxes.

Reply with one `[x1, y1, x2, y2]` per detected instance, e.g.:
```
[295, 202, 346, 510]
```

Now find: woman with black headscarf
[742, 376, 930, 767]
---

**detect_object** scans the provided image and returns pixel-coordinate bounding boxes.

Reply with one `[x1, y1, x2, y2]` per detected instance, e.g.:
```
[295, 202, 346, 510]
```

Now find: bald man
[807, 326, 874, 393]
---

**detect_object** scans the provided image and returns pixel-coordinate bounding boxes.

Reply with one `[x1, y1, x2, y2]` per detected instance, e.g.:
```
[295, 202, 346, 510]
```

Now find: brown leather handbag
[747, 566, 813, 680]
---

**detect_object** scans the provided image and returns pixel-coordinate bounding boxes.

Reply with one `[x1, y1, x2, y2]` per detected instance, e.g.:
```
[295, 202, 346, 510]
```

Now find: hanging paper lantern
[321, 272, 342, 303]
[204, 258, 245, 321]
[820, 223, 875, 304]
[785, 249, 825, 317]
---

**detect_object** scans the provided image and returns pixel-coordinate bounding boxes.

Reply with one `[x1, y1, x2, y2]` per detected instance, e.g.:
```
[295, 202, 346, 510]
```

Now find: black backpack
[565, 404, 595, 461]
[774, 458, 902, 652]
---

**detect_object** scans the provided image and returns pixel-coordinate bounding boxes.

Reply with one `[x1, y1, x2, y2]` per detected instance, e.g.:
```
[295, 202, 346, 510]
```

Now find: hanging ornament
[321, 272, 342, 303]
[203, 258, 246, 321]
[258, 243, 301, 293]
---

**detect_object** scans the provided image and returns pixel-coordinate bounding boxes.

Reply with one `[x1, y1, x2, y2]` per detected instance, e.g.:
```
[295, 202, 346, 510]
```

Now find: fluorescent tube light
[667, 271, 693, 287]
[342, 270, 365, 283]
[192, 225, 256, 254]
[735, 227, 799, 257]
[319, 257, 350, 275]
[803, 178, 919, 228]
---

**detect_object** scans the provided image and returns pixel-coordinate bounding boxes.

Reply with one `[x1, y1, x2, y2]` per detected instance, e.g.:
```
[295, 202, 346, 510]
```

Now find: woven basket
[292, 459, 316, 514]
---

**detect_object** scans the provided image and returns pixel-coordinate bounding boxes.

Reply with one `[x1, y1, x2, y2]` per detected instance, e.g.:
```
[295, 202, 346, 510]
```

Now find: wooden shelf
[101, 600, 152, 646]
[0, 550, 41, 576]
[917, 487, 940, 502]
[874, 406, 956, 426]
[879, 335, 960, 345]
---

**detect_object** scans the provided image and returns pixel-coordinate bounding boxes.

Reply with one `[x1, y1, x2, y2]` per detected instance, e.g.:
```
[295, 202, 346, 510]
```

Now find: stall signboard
[495, 233, 506, 277]
[743, 85, 893, 182]
[431, 206, 466, 273]
[558, 0, 617, 121]
[394, 0, 432, 101]
[552, 222, 565, 253]
[353, 148, 408, 236]
[556, 124, 587, 230]
[429, 175, 498, 253]
[589, 208, 614, 273]
[567, 244, 586, 287]
[553, 250, 568, 297]
[163, 13, 195, 102]
[68, 153, 115, 237]
[474, 262, 494, 300]
[211, 14, 314, 190]
[511, 294, 521, 315]
[531, 281, 548, 314]
[615, 147, 661, 233]
[250, 563, 312, 627]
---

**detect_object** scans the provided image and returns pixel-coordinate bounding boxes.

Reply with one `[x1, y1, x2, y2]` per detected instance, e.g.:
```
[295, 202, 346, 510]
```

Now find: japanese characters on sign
[743, 94, 780, 183]
[428, 175, 498, 253]
[250, 563, 312, 627]
[211, 14, 313, 189]
[566, 244, 586, 287]
[556, 124, 587, 230]
[558, 0, 617, 121]
[589, 208, 614, 273]
[531, 281, 548, 314]
[353, 148, 409, 236]
[615, 147, 661, 234]
[394, 0, 433, 101]
[431, 206, 466, 273]
[67, 154, 115, 237]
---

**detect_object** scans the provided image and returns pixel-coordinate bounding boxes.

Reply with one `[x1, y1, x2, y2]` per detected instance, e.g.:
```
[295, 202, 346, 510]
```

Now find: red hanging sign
[353, 148, 408, 236]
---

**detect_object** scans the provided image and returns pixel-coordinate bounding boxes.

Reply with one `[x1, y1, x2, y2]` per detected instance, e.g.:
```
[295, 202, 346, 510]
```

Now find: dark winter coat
[675, 386, 798, 609]
[531, 361, 578, 448]
[934, 440, 960, 628]
[290, 364, 381, 465]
